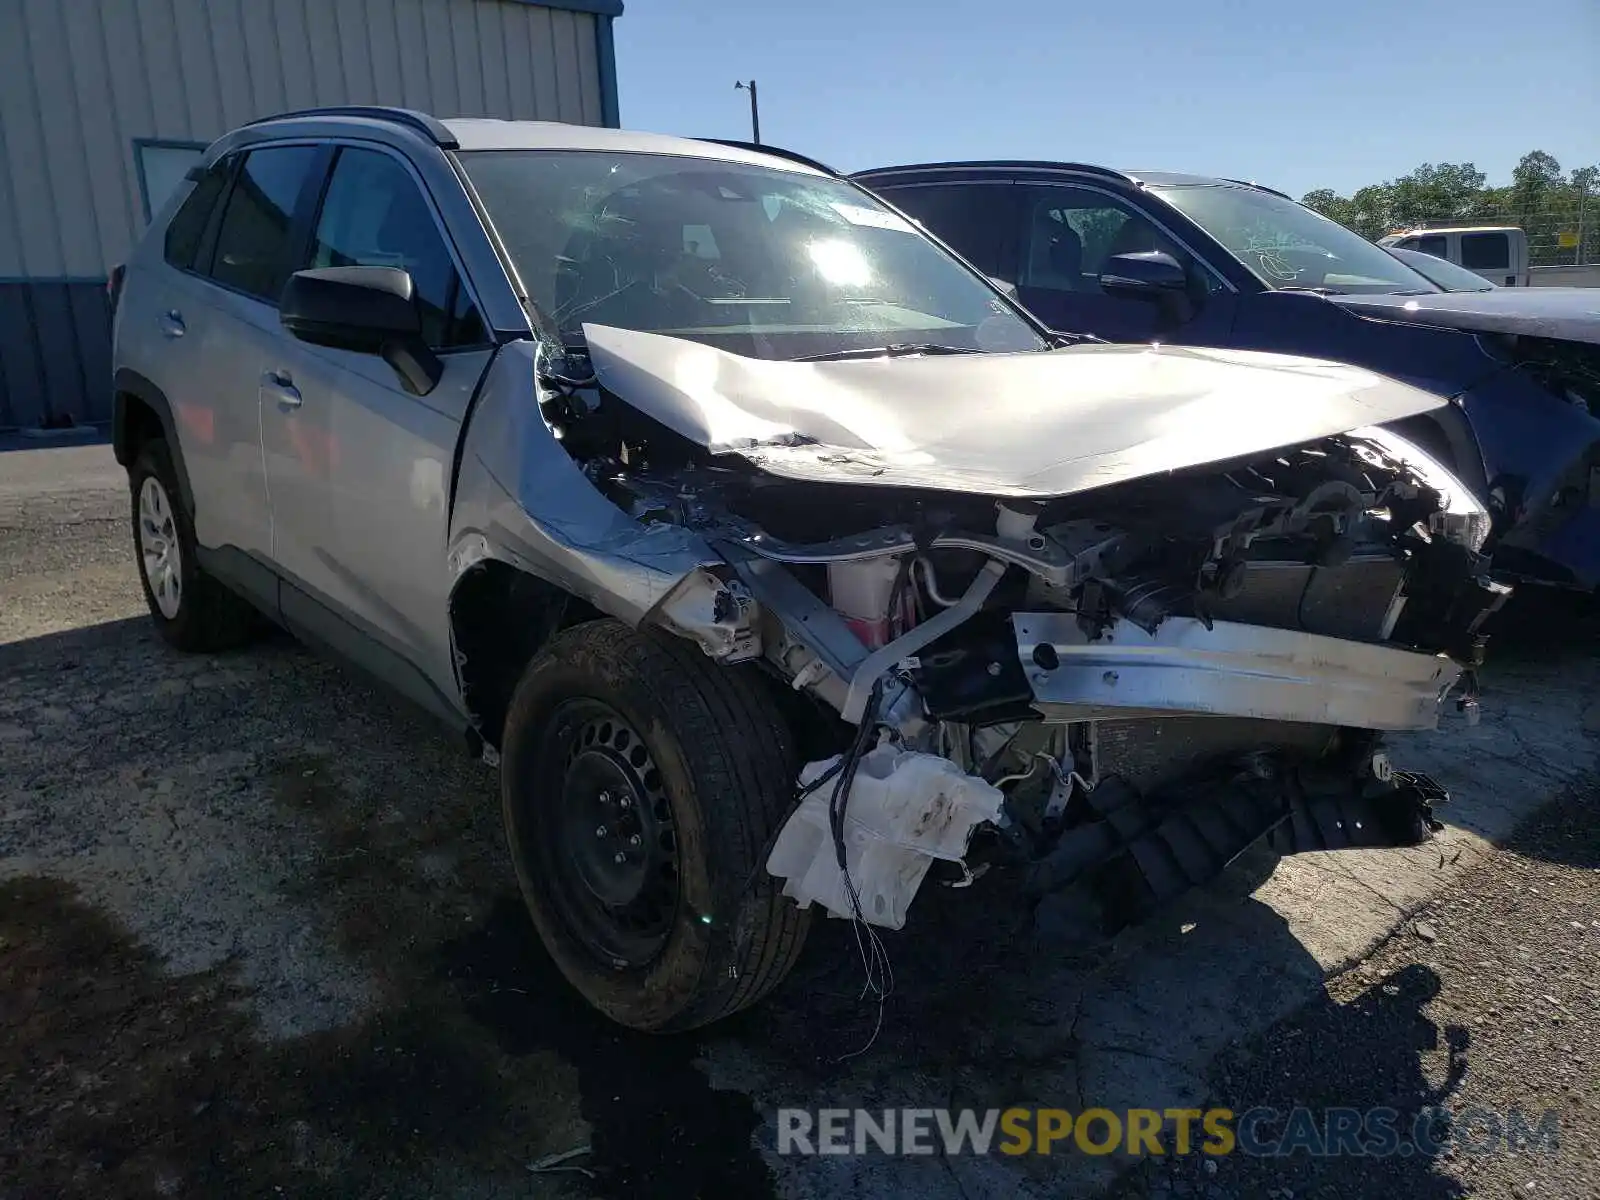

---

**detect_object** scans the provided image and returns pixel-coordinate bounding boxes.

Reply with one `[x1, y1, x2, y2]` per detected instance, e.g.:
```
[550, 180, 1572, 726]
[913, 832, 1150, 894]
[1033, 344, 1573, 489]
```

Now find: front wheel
[500, 619, 811, 1031]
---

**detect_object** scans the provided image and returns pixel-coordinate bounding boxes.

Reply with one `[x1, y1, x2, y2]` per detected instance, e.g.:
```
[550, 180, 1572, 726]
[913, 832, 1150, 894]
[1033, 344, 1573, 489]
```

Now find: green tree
[1388, 162, 1487, 226]
[1511, 150, 1563, 233]
[1345, 185, 1396, 240]
[1300, 150, 1600, 266]
[1571, 165, 1600, 264]
[1301, 188, 1342, 218]
[1513, 150, 1564, 189]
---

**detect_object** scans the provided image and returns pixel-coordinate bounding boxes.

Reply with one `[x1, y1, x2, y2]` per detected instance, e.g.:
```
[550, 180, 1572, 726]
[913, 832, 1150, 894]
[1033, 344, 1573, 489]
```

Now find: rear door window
[874, 183, 1020, 281]
[163, 156, 233, 271]
[1459, 232, 1510, 271]
[205, 145, 320, 304]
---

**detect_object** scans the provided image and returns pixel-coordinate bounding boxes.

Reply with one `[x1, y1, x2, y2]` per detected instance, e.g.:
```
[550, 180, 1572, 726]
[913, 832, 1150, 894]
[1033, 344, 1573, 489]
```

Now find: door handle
[158, 310, 186, 338]
[260, 370, 302, 409]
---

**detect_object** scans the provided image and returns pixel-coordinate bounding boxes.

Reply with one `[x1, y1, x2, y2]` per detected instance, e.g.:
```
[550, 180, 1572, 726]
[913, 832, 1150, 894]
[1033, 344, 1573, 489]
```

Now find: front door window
[307, 148, 486, 349]
[1015, 187, 1210, 342]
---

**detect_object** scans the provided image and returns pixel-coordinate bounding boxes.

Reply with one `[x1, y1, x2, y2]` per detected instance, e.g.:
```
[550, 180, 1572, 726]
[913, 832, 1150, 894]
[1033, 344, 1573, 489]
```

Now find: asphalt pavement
[1, 436, 1596, 1199]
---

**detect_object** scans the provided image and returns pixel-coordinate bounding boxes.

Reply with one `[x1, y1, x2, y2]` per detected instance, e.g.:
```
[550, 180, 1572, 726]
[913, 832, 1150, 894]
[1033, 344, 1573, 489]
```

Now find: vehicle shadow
[1117, 784, 1600, 1198]
[0, 427, 109, 455]
[698, 865, 1333, 1199]
[1498, 777, 1600, 869]
[437, 863, 1336, 1200]
[1484, 586, 1600, 665]
[1109, 962, 1475, 1199]
[0, 613, 151, 663]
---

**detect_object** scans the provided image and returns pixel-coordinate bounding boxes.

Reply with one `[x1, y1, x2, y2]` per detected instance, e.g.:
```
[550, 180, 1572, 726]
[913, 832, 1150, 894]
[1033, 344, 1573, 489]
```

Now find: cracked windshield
[462, 150, 1046, 359]
[1156, 182, 1441, 295]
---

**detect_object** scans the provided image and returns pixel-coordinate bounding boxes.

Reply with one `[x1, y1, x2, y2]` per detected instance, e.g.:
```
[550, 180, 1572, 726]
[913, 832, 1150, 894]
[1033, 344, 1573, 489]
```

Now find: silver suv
[112, 108, 1507, 1031]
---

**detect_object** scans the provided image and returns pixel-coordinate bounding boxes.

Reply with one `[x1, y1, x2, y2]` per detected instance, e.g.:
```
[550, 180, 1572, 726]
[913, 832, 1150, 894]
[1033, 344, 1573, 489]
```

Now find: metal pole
[735, 80, 760, 144]
[1576, 183, 1587, 266]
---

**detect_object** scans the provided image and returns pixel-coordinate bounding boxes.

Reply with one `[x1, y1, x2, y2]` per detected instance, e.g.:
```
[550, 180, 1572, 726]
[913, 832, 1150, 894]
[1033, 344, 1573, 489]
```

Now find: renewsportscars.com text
[776, 1106, 1560, 1158]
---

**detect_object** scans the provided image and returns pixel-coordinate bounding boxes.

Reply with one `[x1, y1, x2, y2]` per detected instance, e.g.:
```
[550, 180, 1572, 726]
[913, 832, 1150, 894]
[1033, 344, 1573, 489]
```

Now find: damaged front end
[453, 326, 1509, 938]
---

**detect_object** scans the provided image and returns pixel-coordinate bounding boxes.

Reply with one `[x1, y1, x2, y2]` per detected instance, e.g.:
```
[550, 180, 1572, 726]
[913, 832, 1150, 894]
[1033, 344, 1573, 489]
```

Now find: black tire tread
[503, 618, 810, 1030]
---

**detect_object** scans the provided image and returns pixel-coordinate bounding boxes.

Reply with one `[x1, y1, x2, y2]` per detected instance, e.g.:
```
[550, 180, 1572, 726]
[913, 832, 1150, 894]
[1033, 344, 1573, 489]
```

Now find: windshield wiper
[795, 343, 985, 362]
[1051, 330, 1108, 347]
[1277, 285, 1348, 296]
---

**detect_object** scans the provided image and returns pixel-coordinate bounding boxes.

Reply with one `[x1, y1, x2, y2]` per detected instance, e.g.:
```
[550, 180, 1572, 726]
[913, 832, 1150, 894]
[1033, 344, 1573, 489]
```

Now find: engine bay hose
[841, 558, 1007, 723]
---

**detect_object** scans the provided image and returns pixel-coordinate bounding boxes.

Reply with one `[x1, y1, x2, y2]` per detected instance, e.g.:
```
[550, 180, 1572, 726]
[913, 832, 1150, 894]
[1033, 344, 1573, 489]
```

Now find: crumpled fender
[446, 340, 724, 627]
[1459, 367, 1600, 587]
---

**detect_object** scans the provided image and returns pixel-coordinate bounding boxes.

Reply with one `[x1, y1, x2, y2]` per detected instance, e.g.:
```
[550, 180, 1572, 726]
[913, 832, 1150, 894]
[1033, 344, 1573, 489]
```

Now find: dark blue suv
[855, 163, 1600, 591]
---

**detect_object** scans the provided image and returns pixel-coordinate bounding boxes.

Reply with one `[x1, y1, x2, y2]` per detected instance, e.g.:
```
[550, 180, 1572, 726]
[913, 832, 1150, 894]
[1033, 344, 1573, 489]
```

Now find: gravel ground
[1110, 782, 1600, 1200]
[0, 438, 141, 642]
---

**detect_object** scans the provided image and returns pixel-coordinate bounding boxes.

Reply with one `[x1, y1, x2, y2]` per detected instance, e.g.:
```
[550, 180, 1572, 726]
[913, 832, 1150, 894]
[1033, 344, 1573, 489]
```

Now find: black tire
[500, 619, 811, 1031]
[129, 438, 257, 652]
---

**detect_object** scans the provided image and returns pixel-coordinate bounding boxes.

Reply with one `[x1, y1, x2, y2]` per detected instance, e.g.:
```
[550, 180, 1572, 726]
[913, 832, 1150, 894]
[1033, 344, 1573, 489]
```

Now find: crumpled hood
[1330, 288, 1600, 345]
[583, 324, 1446, 497]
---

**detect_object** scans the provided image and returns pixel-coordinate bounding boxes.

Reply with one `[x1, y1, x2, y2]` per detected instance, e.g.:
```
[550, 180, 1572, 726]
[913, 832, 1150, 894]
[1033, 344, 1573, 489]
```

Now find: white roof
[442, 119, 828, 176]
[1387, 225, 1522, 236]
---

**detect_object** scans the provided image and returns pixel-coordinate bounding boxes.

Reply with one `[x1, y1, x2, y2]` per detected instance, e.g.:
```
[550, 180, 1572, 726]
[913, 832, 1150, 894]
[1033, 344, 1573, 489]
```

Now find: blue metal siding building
[0, 0, 623, 429]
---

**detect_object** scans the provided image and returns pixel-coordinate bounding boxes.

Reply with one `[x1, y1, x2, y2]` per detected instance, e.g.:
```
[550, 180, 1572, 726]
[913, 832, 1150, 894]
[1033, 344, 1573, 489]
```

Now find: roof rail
[851, 161, 1133, 183]
[697, 138, 840, 176]
[1220, 177, 1292, 201]
[244, 106, 458, 149]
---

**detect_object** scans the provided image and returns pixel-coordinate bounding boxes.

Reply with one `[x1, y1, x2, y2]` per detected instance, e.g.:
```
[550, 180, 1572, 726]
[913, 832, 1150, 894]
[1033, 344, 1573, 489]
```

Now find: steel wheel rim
[138, 476, 182, 619]
[529, 698, 681, 970]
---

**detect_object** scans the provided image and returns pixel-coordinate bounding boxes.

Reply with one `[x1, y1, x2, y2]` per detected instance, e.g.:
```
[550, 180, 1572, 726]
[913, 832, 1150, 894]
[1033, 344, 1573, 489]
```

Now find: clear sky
[614, 0, 1598, 200]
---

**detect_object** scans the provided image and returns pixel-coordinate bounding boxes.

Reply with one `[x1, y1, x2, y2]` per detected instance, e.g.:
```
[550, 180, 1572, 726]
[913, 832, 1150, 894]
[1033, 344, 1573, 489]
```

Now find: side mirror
[1097, 250, 1195, 325]
[280, 266, 442, 395]
[1098, 250, 1188, 297]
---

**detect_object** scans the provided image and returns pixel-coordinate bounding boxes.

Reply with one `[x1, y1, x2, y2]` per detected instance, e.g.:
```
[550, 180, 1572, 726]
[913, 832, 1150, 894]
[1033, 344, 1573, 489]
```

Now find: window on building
[207, 146, 320, 303]
[307, 147, 485, 349]
[136, 141, 208, 222]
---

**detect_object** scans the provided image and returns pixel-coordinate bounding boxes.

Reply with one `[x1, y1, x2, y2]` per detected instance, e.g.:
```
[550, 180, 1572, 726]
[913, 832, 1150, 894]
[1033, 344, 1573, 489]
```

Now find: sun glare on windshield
[806, 238, 874, 286]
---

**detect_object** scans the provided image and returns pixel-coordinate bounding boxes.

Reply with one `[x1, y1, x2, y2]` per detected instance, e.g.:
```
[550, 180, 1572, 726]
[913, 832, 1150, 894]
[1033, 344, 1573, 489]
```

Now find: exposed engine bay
[513, 326, 1511, 933]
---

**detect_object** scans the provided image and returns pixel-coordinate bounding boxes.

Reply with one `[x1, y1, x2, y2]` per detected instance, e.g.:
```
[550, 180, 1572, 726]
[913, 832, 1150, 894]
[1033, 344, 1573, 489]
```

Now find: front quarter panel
[1231, 293, 1600, 587]
[1227, 290, 1502, 490]
[1457, 367, 1600, 589]
[447, 341, 721, 625]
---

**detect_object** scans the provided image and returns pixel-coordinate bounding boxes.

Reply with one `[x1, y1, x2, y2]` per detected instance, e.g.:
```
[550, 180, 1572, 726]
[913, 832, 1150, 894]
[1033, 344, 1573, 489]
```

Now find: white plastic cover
[766, 746, 1006, 929]
[583, 324, 1449, 498]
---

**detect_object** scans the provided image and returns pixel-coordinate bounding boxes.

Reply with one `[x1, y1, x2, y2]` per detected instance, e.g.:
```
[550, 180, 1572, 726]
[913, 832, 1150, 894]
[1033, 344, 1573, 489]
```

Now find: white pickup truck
[1380, 225, 1600, 288]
